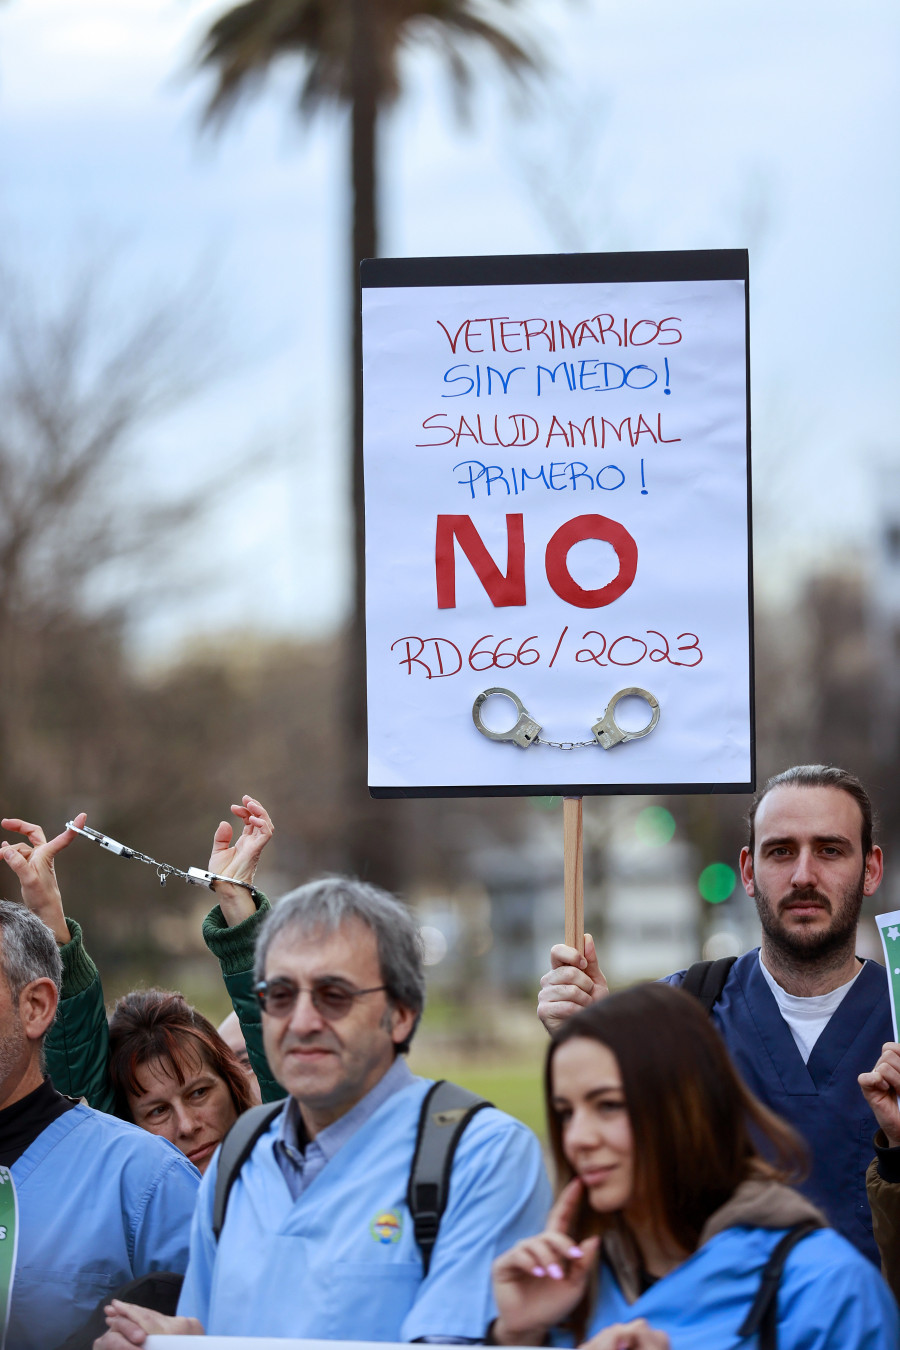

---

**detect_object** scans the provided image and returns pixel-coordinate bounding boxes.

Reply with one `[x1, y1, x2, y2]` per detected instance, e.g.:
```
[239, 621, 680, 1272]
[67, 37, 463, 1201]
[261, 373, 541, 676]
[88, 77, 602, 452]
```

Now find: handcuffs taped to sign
[471, 686, 660, 751]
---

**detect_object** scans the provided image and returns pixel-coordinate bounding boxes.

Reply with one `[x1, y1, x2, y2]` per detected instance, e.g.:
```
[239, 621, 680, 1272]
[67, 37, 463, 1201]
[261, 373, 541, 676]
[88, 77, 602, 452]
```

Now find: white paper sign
[362, 252, 753, 796]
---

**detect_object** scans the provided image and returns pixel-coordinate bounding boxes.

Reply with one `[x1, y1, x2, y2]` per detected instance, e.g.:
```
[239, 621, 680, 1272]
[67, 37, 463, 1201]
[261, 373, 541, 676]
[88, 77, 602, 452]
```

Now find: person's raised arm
[200, 796, 283, 1103]
[206, 795, 274, 927]
[859, 1043, 900, 1299]
[537, 933, 610, 1036]
[0, 811, 113, 1108]
[0, 813, 83, 944]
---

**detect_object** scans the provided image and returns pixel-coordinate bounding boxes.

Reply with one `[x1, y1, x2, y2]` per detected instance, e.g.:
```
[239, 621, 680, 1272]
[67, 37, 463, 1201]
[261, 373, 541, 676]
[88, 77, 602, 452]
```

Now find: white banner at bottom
[147, 1341, 429, 1349]
[145, 1342, 534, 1350]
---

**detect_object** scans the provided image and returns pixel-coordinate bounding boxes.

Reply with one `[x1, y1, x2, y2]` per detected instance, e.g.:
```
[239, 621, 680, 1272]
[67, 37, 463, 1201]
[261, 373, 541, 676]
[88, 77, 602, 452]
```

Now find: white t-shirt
[758, 953, 865, 1063]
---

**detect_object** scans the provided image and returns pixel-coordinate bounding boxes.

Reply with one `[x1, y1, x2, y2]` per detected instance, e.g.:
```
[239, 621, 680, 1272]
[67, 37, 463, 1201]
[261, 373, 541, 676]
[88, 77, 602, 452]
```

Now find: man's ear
[863, 846, 884, 896]
[740, 845, 755, 898]
[18, 978, 59, 1042]
[388, 1002, 417, 1048]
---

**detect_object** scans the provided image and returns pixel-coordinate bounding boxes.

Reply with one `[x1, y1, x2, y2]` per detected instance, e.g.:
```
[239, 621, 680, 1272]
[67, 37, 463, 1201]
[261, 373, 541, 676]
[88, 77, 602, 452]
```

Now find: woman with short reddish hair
[107, 988, 253, 1172]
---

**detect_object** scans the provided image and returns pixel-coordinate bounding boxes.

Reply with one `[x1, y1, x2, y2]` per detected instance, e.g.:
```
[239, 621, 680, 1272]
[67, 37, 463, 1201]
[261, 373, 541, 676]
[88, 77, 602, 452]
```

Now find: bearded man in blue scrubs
[98, 877, 551, 1345]
[537, 764, 892, 1265]
[0, 900, 199, 1349]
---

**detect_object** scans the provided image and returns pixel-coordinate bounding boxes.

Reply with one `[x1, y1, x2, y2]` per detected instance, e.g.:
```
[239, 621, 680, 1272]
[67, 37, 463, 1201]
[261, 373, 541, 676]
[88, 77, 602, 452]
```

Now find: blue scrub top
[668, 950, 891, 1264]
[10, 1103, 200, 1349]
[588, 1223, 898, 1349]
[179, 1075, 552, 1340]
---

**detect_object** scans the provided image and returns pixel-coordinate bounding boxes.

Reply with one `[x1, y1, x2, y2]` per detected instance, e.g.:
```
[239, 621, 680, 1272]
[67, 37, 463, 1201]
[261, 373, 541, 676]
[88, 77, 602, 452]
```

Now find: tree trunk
[343, 1, 400, 891]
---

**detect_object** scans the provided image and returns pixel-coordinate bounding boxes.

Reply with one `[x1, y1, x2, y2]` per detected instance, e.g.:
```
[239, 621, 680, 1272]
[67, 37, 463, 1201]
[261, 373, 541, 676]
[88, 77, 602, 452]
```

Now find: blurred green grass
[409, 1055, 546, 1140]
[409, 995, 549, 1139]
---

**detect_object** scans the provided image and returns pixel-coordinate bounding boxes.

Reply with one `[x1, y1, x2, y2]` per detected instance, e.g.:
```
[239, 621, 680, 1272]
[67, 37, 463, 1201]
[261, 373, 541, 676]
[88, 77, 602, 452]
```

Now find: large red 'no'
[435, 512, 638, 609]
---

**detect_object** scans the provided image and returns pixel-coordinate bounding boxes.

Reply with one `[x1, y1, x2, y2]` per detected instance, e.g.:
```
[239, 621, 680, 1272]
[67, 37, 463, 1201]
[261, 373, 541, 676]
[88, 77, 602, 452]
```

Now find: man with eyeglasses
[98, 877, 551, 1346]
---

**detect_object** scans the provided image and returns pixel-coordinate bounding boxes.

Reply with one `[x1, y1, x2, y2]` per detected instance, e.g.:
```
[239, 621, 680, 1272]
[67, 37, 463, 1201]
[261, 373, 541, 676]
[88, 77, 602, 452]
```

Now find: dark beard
[754, 871, 865, 965]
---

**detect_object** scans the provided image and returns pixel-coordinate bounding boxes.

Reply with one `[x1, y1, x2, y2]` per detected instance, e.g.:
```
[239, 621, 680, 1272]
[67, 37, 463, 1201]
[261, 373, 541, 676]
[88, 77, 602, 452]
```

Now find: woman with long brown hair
[491, 984, 896, 1350]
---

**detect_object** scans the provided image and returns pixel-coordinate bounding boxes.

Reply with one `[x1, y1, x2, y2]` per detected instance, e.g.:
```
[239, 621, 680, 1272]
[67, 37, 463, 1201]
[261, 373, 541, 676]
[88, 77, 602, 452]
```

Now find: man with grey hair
[101, 877, 551, 1345]
[0, 899, 199, 1349]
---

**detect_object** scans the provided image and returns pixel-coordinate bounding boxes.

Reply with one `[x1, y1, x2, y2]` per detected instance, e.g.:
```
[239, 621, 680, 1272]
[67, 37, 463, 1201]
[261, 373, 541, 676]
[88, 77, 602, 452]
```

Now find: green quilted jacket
[44, 895, 285, 1111]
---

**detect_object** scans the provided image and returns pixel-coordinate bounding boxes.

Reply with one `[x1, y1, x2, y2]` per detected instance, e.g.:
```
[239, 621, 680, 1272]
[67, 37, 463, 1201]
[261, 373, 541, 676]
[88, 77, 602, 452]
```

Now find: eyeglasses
[254, 977, 388, 1021]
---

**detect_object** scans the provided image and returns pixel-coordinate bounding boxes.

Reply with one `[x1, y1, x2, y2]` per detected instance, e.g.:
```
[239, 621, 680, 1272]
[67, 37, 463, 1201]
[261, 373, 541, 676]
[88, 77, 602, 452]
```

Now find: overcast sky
[0, 0, 896, 657]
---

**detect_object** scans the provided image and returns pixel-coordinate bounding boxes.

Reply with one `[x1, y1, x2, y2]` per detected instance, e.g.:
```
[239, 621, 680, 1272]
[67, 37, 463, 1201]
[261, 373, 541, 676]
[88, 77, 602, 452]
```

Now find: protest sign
[876, 908, 900, 1040]
[362, 251, 753, 797]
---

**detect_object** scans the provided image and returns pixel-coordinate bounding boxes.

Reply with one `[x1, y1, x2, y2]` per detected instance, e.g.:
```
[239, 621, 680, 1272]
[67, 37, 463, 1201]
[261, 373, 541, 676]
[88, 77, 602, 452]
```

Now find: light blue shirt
[10, 1103, 200, 1350]
[588, 1224, 899, 1349]
[179, 1073, 551, 1340]
[275, 1056, 415, 1201]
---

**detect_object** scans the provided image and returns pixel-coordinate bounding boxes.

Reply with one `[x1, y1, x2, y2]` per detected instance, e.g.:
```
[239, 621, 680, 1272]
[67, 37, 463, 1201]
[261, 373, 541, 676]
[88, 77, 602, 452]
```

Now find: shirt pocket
[327, 1261, 421, 1339]
[12, 1265, 117, 1349]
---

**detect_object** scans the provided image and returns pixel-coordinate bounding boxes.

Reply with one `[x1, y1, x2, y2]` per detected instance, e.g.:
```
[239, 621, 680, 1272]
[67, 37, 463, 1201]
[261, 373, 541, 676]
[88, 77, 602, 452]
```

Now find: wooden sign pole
[563, 796, 584, 953]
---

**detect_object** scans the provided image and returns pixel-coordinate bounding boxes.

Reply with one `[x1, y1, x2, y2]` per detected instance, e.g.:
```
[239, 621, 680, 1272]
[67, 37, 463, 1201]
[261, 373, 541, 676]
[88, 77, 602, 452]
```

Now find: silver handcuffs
[65, 821, 260, 895]
[472, 686, 660, 751]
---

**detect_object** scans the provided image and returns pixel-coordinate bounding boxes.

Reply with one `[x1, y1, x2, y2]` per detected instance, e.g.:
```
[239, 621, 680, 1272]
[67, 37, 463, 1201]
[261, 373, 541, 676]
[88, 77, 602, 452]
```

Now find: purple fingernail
[548, 1263, 564, 1280]
[568, 1246, 583, 1258]
[531, 1265, 546, 1278]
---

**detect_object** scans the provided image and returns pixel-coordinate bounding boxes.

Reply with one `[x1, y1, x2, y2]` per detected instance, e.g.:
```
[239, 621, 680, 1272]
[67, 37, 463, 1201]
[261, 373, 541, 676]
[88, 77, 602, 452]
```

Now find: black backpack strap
[407, 1080, 492, 1276]
[679, 955, 738, 1014]
[213, 1100, 284, 1240]
[737, 1220, 823, 1350]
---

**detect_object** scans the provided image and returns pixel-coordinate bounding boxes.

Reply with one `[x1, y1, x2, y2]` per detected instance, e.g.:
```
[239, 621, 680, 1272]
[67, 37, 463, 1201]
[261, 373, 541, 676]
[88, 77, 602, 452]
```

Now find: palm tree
[195, 0, 539, 884]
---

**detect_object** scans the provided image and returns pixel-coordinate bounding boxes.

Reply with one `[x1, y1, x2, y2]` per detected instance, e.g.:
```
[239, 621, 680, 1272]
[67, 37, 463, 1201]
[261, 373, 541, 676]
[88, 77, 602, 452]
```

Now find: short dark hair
[108, 989, 253, 1123]
[747, 765, 875, 858]
[546, 984, 806, 1260]
[255, 877, 426, 1053]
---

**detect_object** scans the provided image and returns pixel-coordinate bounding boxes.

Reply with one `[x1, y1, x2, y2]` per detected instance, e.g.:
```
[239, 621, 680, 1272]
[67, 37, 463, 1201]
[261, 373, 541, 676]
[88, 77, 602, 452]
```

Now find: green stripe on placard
[0, 1167, 18, 1350]
[876, 908, 900, 1042]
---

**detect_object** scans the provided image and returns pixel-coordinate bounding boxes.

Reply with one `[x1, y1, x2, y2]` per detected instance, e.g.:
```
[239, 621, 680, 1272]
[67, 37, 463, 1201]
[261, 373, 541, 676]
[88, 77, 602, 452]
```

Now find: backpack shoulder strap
[407, 1079, 492, 1276]
[213, 1100, 284, 1240]
[679, 955, 738, 1014]
[737, 1220, 823, 1350]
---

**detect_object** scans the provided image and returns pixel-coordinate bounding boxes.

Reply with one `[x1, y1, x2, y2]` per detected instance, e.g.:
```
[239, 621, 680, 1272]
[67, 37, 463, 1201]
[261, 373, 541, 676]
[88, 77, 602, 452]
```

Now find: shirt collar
[758, 949, 865, 1010]
[278, 1055, 416, 1162]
